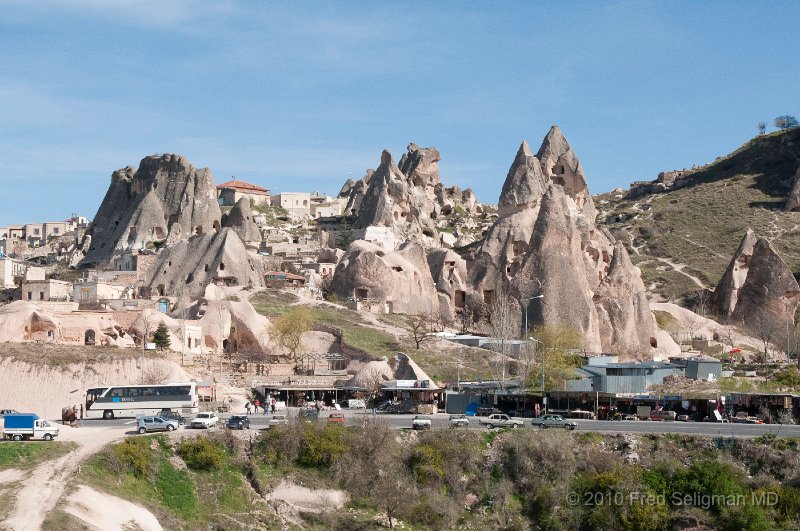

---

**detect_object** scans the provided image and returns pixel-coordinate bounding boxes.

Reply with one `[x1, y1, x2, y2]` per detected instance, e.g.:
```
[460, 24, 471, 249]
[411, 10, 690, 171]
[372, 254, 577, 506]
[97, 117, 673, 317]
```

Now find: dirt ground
[1, 424, 132, 531]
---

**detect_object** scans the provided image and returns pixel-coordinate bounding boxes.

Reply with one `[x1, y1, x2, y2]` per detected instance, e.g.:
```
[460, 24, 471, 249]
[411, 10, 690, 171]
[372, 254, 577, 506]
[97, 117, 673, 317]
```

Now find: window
[27, 292, 32, 300]
[39, 292, 44, 300]
[53, 228, 59, 234]
[33, 228, 40, 235]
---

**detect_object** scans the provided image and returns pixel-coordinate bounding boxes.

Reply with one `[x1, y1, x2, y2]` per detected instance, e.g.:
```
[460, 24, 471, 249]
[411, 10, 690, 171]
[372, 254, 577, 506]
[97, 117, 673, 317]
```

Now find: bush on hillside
[177, 437, 225, 471]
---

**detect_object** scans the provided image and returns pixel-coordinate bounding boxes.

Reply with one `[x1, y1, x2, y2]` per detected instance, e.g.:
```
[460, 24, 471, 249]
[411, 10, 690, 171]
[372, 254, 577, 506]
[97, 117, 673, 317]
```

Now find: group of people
[245, 396, 276, 415]
[61, 404, 83, 425]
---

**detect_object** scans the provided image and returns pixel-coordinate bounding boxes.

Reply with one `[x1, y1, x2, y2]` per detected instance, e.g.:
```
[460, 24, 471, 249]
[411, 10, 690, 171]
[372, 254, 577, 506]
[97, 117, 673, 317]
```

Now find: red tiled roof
[216, 179, 270, 194]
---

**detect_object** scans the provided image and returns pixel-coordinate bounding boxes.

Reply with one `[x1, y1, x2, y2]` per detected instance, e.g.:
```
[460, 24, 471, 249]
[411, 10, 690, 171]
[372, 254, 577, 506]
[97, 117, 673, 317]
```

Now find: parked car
[345, 399, 366, 409]
[387, 401, 417, 414]
[191, 412, 219, 429]
[226, 415, 251, 430]
[412, 415, 432, 430]
[269, 414, 288, 428]
[298, 408, 319, 422]
[137, 416, 179, 434]
[158, 410, 187, 425]
[531, 414, 577, 430]
[676, 414, 690, 422]
[2, 413, 59, 441]
[449, 414, 470, 428]
[479, 414, 523, 429]
[327, 413, 346, 425]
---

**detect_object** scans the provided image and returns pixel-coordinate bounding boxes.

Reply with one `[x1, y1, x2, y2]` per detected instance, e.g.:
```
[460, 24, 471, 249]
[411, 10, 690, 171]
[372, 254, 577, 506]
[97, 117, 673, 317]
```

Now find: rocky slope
[597, 127, 800, 301]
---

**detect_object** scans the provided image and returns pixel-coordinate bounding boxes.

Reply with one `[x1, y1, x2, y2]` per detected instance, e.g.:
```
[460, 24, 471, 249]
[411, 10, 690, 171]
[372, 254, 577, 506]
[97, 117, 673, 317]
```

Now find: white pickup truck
[190, 412, 219, 429]
[2, 413, 60, 441]
[479, 414, 523, 429]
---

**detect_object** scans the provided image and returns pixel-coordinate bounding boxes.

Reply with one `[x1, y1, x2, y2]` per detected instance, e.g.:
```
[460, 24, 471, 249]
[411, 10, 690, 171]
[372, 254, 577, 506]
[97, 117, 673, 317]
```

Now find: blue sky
[1, 1, 797, 226]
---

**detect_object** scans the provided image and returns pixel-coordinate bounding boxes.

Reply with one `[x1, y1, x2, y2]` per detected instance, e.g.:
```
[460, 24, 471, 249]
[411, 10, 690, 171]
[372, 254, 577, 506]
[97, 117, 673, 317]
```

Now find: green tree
[529, 323, 583, 391]
[272, 306, 313, 366]
[152, 321, 171, 351]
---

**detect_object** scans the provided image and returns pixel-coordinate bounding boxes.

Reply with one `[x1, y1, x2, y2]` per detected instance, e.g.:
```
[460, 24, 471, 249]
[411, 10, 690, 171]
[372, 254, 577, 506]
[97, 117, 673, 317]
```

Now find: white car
[449, 414, 470, 428]
[269, 414, 288, 428]
[411, 415, 432, 430]
[479, 414, 524, 429]
[191, 412, 218, 429]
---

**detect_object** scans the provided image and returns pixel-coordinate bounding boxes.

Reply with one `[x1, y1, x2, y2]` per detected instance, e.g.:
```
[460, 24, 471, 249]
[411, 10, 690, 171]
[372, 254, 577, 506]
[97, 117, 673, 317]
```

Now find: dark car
[159, 410, 187, 425]
[387, 401, 418, 414]
[298, 408, 319, 422]
[226, 415, 251, 430]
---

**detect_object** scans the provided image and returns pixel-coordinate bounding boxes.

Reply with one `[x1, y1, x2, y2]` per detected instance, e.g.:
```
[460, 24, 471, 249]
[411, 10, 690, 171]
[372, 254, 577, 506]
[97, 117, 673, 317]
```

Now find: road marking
[124, 420, 136, 425]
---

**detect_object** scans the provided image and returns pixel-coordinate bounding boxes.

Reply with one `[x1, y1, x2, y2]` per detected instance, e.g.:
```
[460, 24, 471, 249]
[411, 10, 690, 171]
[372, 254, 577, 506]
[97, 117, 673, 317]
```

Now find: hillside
[597, 128, 800, 301]
[46, 428, 800, 530]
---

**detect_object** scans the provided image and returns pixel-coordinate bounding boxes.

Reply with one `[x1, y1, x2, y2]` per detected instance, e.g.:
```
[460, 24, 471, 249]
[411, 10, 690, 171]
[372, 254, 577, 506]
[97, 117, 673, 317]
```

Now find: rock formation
[330, 240, 439, 314]
[339, 170, 374, 216]
[348, 144, 479, 247]
[143, 228, 264, 300]
[785, 166, 800, 211]
[79, 154, 222, 268]
[712, 230, 800, 329]
[709, 229, 757, 316]
[467, 126, 657, 356]
[222, 198, 262, 248]
[427, 248, 470, 321]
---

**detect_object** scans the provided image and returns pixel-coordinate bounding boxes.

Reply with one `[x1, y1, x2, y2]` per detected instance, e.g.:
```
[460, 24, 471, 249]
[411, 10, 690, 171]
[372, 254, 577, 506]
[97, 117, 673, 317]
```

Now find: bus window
[85, 387, 107, 407]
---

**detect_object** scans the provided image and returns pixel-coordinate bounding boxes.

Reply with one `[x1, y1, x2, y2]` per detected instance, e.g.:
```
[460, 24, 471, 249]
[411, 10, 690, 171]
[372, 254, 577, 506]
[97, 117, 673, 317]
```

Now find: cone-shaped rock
[223, 198, 262, 246]
[79, 154, 222, 268]
[710, 229, 757, 316]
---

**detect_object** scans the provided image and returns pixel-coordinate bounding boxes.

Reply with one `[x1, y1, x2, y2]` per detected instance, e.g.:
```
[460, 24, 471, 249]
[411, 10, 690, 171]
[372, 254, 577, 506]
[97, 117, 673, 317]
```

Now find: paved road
[77, 410, 800, 438]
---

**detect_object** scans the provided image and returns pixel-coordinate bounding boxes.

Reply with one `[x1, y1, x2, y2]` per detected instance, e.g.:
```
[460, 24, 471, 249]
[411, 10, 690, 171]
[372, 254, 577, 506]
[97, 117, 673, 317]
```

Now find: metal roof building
[568, 361, 684, 394]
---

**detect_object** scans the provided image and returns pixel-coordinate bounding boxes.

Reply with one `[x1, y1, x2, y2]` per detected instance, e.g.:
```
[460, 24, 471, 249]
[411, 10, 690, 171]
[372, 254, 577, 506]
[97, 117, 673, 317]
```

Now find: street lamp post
[523, 295, 544, 339]
[529, 337, 545, 415]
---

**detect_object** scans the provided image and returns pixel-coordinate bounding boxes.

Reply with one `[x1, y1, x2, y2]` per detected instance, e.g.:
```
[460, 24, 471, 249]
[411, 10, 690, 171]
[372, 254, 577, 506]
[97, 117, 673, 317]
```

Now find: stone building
[217, 179, 271, 207]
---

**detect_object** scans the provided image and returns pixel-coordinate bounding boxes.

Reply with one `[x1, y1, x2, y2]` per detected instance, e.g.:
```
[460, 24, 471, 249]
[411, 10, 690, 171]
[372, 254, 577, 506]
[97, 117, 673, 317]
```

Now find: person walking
[245, 401, 251, 415]
[271, 398, 276, 414]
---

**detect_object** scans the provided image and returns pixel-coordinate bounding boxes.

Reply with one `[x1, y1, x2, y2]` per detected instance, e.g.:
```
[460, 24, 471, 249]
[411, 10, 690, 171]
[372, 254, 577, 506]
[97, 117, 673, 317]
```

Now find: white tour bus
[84, 382, 199, 420]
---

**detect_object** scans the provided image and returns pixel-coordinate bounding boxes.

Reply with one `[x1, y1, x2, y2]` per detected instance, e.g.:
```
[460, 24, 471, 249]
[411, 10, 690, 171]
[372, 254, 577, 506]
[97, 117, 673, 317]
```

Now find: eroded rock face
[223, 198, 262, 246]
[785, 166, 800, 212]
[427, 248, 470, 321]
[468, 127, 656, 356]
[594, 242, 659, 355]
[330, 239, 439, 314]
[143, 228, 264, 300]
[711, 233, 800, 328]
[79, 154, 222, 268]
[349, 144, 478, 247]
[536, 125, 596, 220]
[513, 186, 603, 353]
[709, 229, 757, 316]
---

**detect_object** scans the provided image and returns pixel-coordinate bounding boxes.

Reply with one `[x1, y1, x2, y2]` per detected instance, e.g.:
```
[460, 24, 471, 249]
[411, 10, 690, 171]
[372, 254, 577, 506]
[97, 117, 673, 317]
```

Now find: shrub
[408, 443, 445, 485]
[177, 437, 225, 471]
[297, 424, 347, 468]
[109, 437, 154, 478]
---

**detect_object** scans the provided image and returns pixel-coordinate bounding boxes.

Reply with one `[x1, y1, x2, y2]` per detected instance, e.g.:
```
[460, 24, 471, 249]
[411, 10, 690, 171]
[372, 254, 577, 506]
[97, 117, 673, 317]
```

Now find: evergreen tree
[153, 321, 171, 351]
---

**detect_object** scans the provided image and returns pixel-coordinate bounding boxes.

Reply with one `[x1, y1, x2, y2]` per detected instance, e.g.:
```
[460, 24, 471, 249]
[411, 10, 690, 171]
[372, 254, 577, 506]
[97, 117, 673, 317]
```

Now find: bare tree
[457, 297, 487, 334]
[750, 314, 779, 364]
[775, 115, 799, 130]
[406, 313, 434, 350]
[679, 310, 705, 341]
[488, 284, 517, 389]
[143, 363, 171, 384]
[718, 326, 737, 358]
